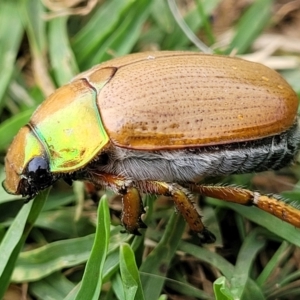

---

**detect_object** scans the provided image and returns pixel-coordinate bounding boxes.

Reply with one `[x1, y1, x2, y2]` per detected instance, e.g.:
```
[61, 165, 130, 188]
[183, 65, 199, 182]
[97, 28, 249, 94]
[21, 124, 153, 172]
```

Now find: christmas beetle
[3, 51, 300, 243]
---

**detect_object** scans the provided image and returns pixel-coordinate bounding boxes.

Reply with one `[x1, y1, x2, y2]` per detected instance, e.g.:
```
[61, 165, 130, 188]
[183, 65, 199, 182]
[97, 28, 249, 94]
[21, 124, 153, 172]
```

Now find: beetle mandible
[3, 51, 300, 243]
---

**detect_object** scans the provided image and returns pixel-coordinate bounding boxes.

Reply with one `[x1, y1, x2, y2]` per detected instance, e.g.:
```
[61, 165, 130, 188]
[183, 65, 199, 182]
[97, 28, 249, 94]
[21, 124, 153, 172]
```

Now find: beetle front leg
[139, 181, 216, 243]
[186, 184, 300, 228]
[87, 173, 146, 234]
[120, 186, 147, 235]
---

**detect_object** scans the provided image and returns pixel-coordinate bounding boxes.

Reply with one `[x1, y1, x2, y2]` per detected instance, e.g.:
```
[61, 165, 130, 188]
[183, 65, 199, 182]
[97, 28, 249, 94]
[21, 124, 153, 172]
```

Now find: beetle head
[18, 156, 56, 200]
[2, 126, 57, 200]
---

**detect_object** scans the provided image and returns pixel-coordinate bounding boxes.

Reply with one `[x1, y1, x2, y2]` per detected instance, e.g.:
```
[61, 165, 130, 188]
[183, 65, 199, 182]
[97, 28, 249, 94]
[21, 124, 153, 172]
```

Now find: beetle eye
[27, 156, 48, 173]
[27, 156, 51, 185]
[18, 156, 56, 199]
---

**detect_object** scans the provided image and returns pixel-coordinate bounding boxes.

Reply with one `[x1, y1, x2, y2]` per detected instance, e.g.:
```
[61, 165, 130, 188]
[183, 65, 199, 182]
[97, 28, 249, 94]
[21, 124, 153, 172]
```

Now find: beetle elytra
[3, 51, 300, 242]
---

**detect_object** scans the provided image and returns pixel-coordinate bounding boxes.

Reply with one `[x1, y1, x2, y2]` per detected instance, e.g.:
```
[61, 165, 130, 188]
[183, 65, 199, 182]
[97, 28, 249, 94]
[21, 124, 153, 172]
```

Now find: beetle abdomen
[92, 120, 300, 183]
[96, 52, 298, 150]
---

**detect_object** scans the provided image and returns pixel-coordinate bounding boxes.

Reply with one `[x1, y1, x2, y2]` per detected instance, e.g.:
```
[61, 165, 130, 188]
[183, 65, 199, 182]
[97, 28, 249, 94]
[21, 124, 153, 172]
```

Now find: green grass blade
[120, 243, 145, 300]
[0, 189, 48, 298]
[48, 16, 78, 86]
[0, 0, 23, 111]
[101, 234, 143, 283]
[178, 241, 235, 279]
[111, 273, 125, 300]
[0, 108, 35, 151]
[21, 0, 55, 95]
[166, 275, 212, 299]
[167, 0, 213, 53]
[195, 0, 215, 45]
[30, 272, 75, 300]
[256, 241, 292, 286]
[163, 0, 219, 50]
[151, 0, 175, 34]
[280, 69, 300, 95]
[140, 211, 186, 300]
[35, 208, 93, 236]
[63, 284, 81, 300]
[229, 228, 266, 299]
[0, 170, 22, 204]
[74, 195, 110, 300]
[72, 0, 134, 68]
[213, 277, 233, 300]
[13, 229, 131, 283]
[241, 279, 265, 300]
[13, 234, 95, 282]
[0, 203, 35, 277]
[227, 0, 272, 54]
[207, 198, 300, 247]
[87, 0, 152, 67]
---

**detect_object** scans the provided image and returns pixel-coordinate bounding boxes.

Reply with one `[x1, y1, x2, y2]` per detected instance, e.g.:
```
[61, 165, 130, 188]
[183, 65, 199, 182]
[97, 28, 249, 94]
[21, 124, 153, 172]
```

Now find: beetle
[3, 51, 300, 243]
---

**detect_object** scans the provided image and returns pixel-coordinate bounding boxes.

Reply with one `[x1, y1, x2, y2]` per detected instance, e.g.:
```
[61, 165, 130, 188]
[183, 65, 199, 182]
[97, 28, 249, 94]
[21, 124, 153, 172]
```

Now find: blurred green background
[1, 0, 300, 299]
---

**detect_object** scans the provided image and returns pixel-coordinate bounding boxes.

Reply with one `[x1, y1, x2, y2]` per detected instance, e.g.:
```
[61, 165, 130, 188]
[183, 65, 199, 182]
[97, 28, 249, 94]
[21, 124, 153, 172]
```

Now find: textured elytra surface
[92, 52, 298, 150]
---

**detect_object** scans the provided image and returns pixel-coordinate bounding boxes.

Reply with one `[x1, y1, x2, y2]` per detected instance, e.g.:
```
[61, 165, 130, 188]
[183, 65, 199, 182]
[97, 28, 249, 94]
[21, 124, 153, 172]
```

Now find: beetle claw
[121, 228, 142, 236]
[63, 178, 73, 186]
[198, 228, 216, 244]
[123, 219, 147, 235]
[23, 198, 31, 204]
[138, 221, 147, 229]
[132, 229, 142, 236]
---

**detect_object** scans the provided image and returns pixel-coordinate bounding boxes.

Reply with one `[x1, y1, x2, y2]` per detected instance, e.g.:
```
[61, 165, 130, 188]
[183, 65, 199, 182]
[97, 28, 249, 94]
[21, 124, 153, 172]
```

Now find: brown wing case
[95, 52, 298, 150]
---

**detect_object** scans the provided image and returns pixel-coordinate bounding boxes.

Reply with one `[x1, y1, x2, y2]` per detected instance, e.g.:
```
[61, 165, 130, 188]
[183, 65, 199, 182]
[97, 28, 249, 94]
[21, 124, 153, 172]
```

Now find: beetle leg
[87, 173, 147, 235]
[120, 186, 147, 235]
[186, 184, 300, 228]
[84, 182, 100, 203]
[138, 181, 216, 243]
